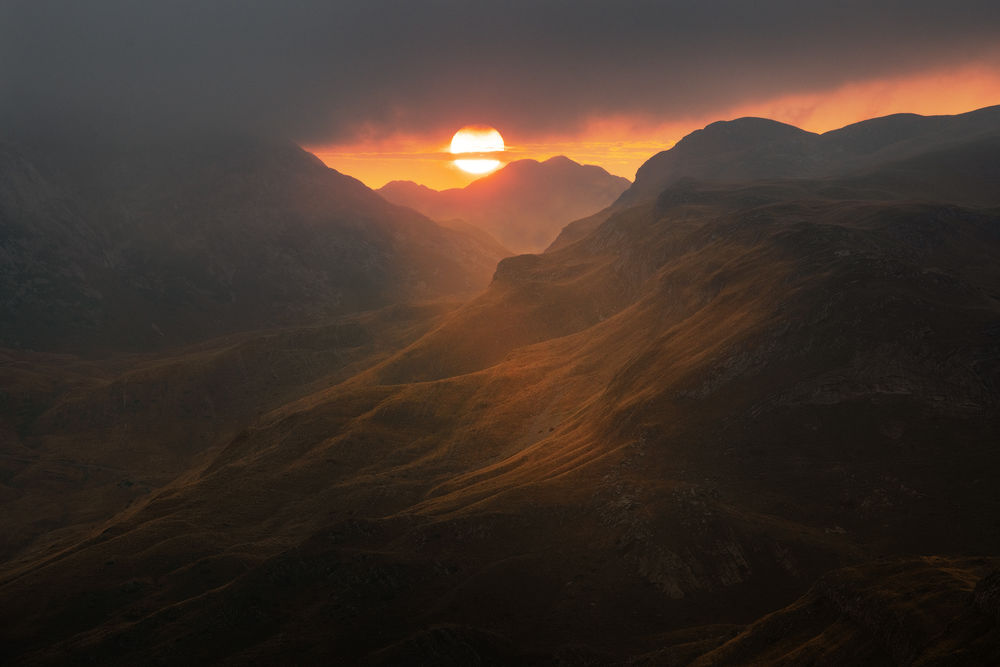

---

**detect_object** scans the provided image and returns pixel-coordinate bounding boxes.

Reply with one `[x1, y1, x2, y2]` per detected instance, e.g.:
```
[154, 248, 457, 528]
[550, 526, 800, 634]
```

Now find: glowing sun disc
[450, 126, 505, 174]
[453, 158, 502, 174]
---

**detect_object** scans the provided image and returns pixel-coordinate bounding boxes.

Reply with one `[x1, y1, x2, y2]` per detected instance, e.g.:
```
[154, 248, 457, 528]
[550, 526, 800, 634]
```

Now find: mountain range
[378, 156, 630, 253]
[550, 106, 1000, 250]
[0, 134, 506, 353]
[2, 107, 1000, 664]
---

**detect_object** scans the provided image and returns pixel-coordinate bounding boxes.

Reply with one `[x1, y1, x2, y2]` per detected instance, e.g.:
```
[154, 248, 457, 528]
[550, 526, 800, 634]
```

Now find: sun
[450, 126, 505, 174]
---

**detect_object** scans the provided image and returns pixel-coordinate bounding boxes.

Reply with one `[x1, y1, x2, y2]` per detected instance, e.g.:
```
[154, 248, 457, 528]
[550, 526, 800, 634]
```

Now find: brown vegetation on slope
[2, 109, 1000, 664]
[4, 173, 999, 663]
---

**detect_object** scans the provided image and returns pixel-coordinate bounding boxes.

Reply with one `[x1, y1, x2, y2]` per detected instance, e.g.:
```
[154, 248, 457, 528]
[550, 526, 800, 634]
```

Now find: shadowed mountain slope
[3, 167, 999, 663]
[2, 110, 1000, 663]
[0, 134, 506, 353]
[685, 556, 1000, 666]
[0, 299, 462, 569]
[378, 156, 630, 253]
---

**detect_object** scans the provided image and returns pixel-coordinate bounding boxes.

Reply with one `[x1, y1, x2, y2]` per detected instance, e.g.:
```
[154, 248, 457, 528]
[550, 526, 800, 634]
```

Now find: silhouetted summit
[620, 105, 1000, 206]
[551, 105, 1000, 250]
[619, 118, 817, 204]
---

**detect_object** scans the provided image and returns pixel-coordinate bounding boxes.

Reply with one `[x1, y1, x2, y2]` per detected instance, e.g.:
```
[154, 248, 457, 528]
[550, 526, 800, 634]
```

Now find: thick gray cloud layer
[2, 0, 998, 142]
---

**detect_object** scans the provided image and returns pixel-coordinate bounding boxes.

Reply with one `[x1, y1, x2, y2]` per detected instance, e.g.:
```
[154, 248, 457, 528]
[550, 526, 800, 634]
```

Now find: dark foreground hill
[378, 156, 630, 253]
[0, 133, 507, 353]
[2, 109, 1000, 664]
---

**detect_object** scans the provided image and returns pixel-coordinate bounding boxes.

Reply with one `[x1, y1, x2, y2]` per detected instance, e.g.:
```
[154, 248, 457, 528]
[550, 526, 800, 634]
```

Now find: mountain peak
[701, 116, 811, 133]
[618, 106, 1000, 208]
[618, 117, 816, 204]
[378, 156, 630, 253]
[673, 116, 817, 155]
[499, 158, 542, 171]
[378, 179, 440, 195]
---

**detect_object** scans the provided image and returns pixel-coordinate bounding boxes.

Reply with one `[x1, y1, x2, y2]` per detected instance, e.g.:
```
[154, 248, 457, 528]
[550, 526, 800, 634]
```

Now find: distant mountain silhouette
[0, 135, 507, 352]
[3, 108, 1000, 664]
[550, 105, 1000, 249]
[624, 105, 1000, 204]
[378, 155, 630, 252]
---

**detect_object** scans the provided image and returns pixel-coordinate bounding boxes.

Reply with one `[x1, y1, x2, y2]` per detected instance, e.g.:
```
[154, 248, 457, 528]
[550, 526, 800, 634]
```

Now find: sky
[3, 1, 999, 189]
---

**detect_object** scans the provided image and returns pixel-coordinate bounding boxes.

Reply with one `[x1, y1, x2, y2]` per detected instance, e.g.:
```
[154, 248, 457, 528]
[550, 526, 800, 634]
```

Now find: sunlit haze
[309, 63, 1000, 190]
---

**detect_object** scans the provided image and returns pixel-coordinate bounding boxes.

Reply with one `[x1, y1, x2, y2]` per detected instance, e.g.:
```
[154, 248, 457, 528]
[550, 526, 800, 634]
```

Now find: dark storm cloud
[2, 0, 998, 142]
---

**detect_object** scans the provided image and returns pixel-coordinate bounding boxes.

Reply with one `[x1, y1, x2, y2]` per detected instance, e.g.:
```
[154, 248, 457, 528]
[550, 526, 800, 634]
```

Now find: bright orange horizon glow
[450, 126, 505, 174]
[307, 63, 1000, 191]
